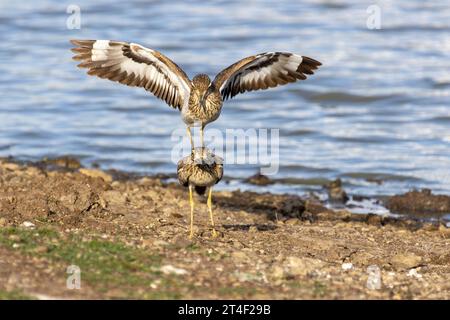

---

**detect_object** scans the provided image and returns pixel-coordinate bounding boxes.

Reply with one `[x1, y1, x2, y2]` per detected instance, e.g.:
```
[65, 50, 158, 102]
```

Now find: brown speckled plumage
[177, 147, 223, 195]
[71, 40, 321, 149]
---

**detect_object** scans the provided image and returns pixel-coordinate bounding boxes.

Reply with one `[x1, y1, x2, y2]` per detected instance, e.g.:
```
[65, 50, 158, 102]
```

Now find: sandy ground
[0, 157, 449, 299]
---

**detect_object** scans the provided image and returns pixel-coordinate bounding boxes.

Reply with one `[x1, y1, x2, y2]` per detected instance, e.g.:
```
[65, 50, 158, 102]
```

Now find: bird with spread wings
[70, 39, 321, 150]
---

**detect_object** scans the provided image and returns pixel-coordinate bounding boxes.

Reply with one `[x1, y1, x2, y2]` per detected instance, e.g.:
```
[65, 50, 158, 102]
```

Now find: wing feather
[70, 39, 192, 109]
[213, 52, 321, 100]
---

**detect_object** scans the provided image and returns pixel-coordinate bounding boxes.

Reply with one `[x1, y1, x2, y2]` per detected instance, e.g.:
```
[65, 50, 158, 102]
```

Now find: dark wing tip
[302, 56, 322, 67]
[296, 56, 322, 77]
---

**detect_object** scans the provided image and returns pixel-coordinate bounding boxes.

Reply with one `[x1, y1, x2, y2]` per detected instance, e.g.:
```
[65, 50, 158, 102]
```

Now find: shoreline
[0, 156, 449, 299]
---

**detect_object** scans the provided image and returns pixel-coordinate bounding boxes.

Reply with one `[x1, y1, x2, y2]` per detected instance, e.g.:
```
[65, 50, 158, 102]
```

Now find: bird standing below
[70, 40, 322, 150]
[177, 147, 223, 238]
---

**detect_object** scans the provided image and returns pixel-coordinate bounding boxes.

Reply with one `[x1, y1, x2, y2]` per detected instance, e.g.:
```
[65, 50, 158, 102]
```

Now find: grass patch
[217, 286, 258, 297]
[0, 289, 35, 300]
[312, 280, 328, 297]
[0, 227, 184, 299]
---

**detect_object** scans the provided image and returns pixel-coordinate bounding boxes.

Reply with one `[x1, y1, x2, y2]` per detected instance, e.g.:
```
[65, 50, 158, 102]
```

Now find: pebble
[3, 163, 20, 170]
[406, 268, 422, 279]
[21, 221, 35, 229]
[270, 265, 285, 280]
[284, 218, 300, 225]
[0, 217, 7, 227]
[284, 256, 324, 277]
[390, 253, 422, 270]
[231, 251, 248, 262]
[79, 168, 113, 182]
[341, 262, 353, 271]
[160, 265, 188, 275]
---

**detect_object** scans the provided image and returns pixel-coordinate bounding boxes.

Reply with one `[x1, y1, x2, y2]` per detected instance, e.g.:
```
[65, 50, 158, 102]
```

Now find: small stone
[160, 265, 188, 275]
[34, 245, 48, 253]
[439, 224, 450, 235]
[406, 268, 422, 279]
[79, 168, 113, 182]
[248, 225, 258, 233]
[0, 217, 7, 227]
[284, 256, 324, 277]
[270, 265, 285, 280]
[244, 173, 273, 186]
[231, 251, 248, 262]
[3, 163, 20, 170]
[390, 253, 422, 270]
[284, 218, 299, 225]
[341, 262, 353, 271]
[21, 221, 35, 229]
[9, 235, 20, 241]
[326, 179, 349, 203]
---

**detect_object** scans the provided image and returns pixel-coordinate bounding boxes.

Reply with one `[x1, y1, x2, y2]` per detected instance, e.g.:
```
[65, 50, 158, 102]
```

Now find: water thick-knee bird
[177, 147, 223, 238]
[70, 39, 321, 150]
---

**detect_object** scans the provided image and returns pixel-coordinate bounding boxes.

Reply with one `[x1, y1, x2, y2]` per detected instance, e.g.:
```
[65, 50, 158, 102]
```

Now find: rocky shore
[0, 157, 449, 299]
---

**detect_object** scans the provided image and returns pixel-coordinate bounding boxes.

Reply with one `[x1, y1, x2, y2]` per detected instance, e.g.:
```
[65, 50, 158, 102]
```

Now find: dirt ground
[0, 157, 449, 299]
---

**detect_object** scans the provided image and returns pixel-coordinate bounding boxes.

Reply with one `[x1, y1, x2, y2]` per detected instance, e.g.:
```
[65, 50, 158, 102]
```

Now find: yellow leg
[186, 126, 194, 150]
[207, 187, 218, 238]
[189, 185, 195, 238]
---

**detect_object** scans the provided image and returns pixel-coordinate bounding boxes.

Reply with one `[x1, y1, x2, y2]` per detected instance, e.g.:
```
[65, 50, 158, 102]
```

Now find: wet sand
[0, 157, 449, 299]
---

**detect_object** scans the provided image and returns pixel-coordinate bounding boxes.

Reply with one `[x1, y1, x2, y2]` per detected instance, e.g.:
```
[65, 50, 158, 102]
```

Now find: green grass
[217, 286, 259, 297]
[312, 280, 328, 297]
[0, 289, 35, 300]
[0, 227, 183, 299]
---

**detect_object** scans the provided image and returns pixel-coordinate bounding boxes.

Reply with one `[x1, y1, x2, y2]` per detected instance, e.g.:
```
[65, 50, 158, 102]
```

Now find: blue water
[1, 0, 450, 201]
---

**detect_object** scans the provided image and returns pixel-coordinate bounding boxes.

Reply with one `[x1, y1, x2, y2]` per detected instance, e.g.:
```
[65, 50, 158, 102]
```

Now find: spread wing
[213, 52, 321, 101]
[70, 40, 192, 109]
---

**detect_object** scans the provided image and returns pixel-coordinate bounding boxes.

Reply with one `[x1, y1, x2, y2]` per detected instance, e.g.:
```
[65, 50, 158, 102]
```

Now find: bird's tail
[194, 186, 207, 195]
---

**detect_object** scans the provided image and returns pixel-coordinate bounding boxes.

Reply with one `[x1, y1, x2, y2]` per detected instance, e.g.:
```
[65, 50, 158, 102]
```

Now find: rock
[231, 251, 248, 262]
[270, 265, 285, 280]
[326, 179, 349, 203]
[244, 173, 273, 186]
[101, 190, 128, 207]
[366, 214, 382, 226]
[390, 253, 422, 270]
[304, 200, 331, 214]
[40, 156, 81, 169]
[34, 245, 49, 254]
[3, 162, 20, 170]
[234, 271, 264, 282]
[248, 225, 258, 232]
[439, 223, 450, 236]
[387, 189, 450, 215]
[406, 268, 422, 279]
[284, 256, 324, 277]
[341, 262, 353, 271]
[21, 221, 35, 229]
[0, 217, 7, 227]
[160, 265, 188, 275]
[284, 218, 300, 225]
[79, 169, 113, 182]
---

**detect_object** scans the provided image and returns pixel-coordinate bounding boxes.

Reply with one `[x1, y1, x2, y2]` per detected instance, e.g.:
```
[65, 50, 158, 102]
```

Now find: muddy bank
[0, 157, 449, 299]
[387, 189, 450, 217]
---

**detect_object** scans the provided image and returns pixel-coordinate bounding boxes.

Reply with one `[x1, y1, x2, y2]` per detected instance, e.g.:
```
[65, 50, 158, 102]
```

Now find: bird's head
[192, 74, 211, 93]
[192, 74, 212, 110]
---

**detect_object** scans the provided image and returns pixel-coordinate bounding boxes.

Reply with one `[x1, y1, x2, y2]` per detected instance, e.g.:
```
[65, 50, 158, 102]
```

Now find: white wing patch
[71, 39, 192, 109]
[216, 52, 321, 100]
